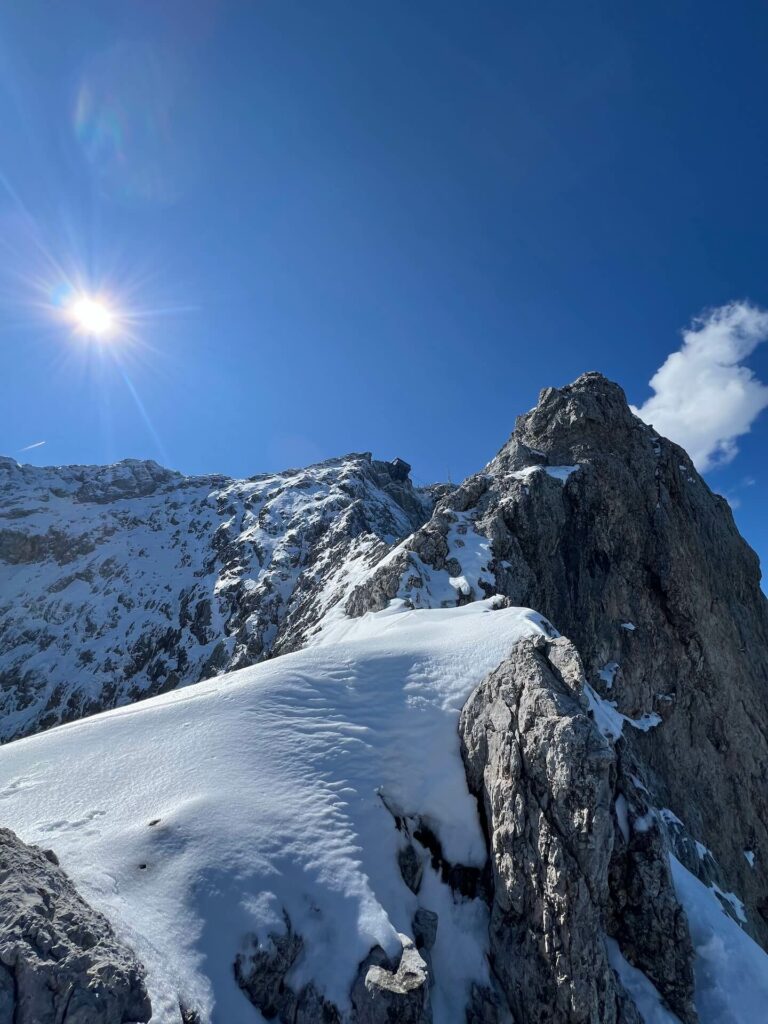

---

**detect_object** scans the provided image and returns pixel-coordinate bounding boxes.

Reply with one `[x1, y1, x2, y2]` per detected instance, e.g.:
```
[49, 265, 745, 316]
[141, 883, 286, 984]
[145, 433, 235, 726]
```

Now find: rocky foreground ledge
[0, 828, 151, 1024]
[228, 633, 701, 1024]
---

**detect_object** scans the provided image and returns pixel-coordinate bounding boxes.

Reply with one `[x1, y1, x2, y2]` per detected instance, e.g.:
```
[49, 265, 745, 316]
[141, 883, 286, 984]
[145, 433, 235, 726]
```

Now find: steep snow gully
[0, 373, 766, 1024]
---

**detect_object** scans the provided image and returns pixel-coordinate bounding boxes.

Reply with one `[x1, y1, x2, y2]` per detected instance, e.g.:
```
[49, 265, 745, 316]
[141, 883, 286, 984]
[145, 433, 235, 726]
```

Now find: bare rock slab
[0, 827, 151, 1024]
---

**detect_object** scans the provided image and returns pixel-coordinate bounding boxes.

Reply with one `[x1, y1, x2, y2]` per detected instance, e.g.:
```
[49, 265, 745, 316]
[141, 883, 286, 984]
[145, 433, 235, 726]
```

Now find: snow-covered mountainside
[1, 601, 766, 1024]
[1, 372, 767, 1024]
[0, 452, 435, 741]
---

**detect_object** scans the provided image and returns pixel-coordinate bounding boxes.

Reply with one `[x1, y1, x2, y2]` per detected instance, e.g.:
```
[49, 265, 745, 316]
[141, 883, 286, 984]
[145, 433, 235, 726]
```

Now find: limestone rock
[0, 827, 151, 1024]
[350, 372, 768, 946]
[234, 913, 341, 1024]
[412, 909, 438, 952]
[459, 634, 694, 1024]
[607, 754, 697, 1021]
[351, 934, 431, 1024]
[465, 983, 506, 1024]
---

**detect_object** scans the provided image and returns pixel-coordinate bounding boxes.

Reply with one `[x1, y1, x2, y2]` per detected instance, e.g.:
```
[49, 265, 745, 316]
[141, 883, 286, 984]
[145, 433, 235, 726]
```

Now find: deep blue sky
[1, 1, 766, 571]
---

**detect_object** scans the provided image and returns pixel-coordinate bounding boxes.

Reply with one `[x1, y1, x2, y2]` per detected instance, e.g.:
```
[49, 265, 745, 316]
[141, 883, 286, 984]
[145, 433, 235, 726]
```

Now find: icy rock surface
[0, 452, 433, 741]
[0, 826, 151, 1024]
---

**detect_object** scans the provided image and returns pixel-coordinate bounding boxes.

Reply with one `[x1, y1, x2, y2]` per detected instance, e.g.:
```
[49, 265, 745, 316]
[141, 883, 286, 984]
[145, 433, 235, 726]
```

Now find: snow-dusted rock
[0, 452, 434, 741]
[235, 914, 341, 1023]
[1, 372, 768, 1024]
[0, 827, 151, 1024]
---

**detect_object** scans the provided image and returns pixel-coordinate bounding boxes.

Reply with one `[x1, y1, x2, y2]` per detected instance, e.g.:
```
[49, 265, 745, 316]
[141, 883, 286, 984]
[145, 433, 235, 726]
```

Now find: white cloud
[18, 440, 46, 451]
[632, 302, 768, 471]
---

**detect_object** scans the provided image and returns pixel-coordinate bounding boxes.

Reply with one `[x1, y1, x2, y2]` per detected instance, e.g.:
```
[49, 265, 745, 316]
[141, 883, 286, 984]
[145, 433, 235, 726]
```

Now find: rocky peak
[345, 373, 768, 948]
[1, 374, 767, 1022]
[491, 372, 655, 473]
[0, 456, 185, 505]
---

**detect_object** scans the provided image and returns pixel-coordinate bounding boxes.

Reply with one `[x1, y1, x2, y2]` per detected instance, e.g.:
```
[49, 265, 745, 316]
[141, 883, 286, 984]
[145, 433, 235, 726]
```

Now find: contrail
[19, 440, 46, 451]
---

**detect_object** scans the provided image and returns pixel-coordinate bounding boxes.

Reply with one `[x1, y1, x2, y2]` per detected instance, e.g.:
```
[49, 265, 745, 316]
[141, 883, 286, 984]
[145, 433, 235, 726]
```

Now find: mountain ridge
[0, 371, 766, 1024]
[0, 449, 437, 740]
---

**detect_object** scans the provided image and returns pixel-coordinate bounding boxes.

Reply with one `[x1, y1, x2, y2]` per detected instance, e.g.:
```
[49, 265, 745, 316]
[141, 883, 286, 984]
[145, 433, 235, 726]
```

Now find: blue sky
[1, 1, 767, 572]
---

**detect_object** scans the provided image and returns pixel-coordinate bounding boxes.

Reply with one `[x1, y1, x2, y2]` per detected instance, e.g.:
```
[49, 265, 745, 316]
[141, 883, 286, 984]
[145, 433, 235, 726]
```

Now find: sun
[69, 295, 116, 337]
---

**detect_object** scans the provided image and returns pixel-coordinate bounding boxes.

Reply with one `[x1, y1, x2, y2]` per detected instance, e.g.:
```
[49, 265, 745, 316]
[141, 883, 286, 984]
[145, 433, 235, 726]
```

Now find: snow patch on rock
[584, 683, 662, 741]
[671, 856, 768, 1022]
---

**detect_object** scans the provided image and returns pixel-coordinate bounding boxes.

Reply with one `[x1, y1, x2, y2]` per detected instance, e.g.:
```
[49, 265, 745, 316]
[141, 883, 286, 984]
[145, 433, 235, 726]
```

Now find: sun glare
[69, 295, 115, 337]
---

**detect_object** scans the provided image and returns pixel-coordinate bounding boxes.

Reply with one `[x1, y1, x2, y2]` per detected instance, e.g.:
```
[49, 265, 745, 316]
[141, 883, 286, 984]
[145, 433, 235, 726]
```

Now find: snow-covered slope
[0, 452, 434, 741]
[0, 600, 549, 1023]
[1, 599, 766, 1024]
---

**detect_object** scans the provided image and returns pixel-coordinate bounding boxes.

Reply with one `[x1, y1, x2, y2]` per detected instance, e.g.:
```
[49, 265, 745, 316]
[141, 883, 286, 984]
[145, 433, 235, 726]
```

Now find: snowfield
[0, 601, 548, 1023]
[0, 597, 765, 1023]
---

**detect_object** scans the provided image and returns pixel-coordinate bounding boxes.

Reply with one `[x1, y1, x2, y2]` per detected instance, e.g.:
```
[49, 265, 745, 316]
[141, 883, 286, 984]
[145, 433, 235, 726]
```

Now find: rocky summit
[0, 372, 766, 1024]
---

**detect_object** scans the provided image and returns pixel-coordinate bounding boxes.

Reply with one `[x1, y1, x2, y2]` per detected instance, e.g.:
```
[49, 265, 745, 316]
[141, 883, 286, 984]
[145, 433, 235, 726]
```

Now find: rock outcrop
[0, 827, 151, 1024]
[349, 372, 768, 947]
[235, 915, 431, 1024]
[2, 371, 767, 1022]
[351, 935, 431, 1024]
[460, 634, 696, 1024]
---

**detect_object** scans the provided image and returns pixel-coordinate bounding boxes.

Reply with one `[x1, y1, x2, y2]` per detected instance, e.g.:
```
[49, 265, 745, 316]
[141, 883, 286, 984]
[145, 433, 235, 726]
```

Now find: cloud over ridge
[632, 302, 768, 471]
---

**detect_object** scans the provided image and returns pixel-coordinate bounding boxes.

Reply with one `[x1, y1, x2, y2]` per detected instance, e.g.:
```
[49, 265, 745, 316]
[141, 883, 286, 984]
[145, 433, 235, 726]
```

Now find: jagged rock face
[234, 914, 342, 1023]
[0, 452, 433, 741]
[0, 827, 151, 1024]
[460, 634, 696, 1024]
[607, 747, 697, 1018]
[348, 372, 768, 947]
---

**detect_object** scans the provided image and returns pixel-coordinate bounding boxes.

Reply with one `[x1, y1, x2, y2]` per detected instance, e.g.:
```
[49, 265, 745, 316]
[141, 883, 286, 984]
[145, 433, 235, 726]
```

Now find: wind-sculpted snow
[0, 452, 433, 741]
[0, 600, 550, 1023]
